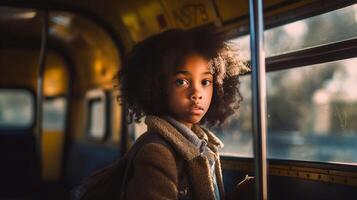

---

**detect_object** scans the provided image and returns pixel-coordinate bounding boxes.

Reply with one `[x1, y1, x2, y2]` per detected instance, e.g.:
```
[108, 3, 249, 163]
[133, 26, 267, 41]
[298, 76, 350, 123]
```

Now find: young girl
[117, 27, 249, 200]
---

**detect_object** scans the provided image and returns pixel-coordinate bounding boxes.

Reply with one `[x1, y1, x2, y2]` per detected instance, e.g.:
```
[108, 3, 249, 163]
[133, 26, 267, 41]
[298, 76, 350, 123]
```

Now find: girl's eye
[202, 79, 212, 86]
[175, 79, 189, 87]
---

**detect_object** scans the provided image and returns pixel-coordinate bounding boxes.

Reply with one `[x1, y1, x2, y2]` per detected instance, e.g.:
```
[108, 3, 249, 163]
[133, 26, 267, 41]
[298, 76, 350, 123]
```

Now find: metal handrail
[36, 9, 49, 184]
[249, 0, 268, 199]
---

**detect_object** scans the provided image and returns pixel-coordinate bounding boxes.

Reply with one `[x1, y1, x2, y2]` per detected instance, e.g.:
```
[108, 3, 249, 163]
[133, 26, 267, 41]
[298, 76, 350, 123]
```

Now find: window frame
[85, 89, 110, 142]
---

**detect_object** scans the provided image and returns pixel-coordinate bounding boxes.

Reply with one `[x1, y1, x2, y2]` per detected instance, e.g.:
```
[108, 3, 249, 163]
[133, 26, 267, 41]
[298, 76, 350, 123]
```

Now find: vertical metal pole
[249, 0, 268, 200]
[36, 9, 49, 183]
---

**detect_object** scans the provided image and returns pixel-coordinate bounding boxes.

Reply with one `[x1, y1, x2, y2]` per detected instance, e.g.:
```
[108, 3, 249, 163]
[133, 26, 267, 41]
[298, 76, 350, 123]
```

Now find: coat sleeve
[126, 143, 179, 200]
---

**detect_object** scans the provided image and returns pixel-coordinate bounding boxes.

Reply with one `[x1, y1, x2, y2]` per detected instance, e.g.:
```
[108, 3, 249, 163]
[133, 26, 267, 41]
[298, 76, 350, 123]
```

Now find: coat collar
[192, 125, 224, 150]
[145, 115, 223, 160]
[145, 115, 225, 200]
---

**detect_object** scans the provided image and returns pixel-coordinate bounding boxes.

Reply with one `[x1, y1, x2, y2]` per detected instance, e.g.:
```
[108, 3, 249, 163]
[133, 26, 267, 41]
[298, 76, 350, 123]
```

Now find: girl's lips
[188, 106, 204, 115]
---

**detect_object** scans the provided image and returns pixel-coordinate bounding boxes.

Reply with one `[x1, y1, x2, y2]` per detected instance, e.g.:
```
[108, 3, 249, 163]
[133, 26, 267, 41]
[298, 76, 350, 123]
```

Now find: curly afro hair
[115, 27, 249, 126]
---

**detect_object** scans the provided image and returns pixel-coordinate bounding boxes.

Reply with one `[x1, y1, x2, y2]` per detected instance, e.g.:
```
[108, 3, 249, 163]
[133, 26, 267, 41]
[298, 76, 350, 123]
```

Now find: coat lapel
[192, 124, 226, 199]
[187, 155, 216, 200]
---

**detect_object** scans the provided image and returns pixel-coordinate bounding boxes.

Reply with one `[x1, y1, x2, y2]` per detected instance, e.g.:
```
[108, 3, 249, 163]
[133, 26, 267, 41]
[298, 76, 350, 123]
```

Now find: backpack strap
[119, 132, 168, 199]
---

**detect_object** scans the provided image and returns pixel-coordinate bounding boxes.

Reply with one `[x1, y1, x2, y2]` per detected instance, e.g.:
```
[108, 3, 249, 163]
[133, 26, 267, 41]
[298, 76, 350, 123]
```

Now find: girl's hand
[226, 175, 255, 200]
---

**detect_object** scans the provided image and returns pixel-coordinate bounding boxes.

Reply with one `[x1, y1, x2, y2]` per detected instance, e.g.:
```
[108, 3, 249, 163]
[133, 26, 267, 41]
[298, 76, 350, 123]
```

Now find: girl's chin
[183, 115, 203, 124]
[171, 113, 205, 127]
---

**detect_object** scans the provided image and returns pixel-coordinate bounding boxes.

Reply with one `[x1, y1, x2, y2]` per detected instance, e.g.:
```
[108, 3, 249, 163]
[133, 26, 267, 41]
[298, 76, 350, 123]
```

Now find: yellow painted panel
[136, 0, 166, 32]
[215, 0, 250, 22]
[42, 130, 64, 181]
[91, 49, 119, 89]
[0, 48, 39, 89]
[120, 0, 219, 42]
[161, 0, 218, 29]
[44, 51, 69, 96]
[120, 0, 167, 42]
[216, 0, 316, 22]
[111, 93, 122, 142]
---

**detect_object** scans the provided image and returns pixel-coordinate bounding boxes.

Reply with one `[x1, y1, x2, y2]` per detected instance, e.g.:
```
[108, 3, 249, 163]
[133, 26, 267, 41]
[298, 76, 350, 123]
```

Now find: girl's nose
[190, 82, 203, 100]
[190, 89, 203, 101]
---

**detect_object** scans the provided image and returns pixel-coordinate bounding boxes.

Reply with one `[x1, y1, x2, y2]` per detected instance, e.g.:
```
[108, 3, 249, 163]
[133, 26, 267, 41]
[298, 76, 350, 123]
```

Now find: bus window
[265, 58, 357, 164]
[218, 4, 357, 164]
[231, 4, 357, 60]
[43, 97, 66, 131]
[0, 89, 34, 130]
[218, 57, 357, 164]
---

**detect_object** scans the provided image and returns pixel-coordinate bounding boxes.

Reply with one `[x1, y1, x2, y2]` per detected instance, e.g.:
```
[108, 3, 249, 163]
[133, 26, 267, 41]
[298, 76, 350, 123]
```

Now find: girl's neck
[164, 115, 193, 129]
[177, 120, 193, 129]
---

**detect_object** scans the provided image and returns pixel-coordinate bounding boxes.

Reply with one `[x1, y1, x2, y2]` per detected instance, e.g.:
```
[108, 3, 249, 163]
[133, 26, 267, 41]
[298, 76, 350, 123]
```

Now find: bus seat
[0, 133, 41, 198]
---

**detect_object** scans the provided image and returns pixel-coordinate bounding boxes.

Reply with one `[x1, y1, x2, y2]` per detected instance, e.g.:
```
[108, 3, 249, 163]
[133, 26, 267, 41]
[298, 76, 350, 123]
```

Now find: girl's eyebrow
[202, 71, 213, 75]
[174, 70, 213, 75]
[174, 70, 189, 75]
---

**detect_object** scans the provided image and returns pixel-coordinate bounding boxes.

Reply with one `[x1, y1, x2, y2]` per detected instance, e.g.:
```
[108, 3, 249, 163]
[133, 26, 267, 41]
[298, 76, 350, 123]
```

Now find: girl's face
[167, 54, 213, 129]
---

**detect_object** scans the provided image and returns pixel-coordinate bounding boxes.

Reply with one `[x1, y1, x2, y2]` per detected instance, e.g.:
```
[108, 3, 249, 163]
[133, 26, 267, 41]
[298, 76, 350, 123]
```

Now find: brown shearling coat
[126, 115, 225, 200]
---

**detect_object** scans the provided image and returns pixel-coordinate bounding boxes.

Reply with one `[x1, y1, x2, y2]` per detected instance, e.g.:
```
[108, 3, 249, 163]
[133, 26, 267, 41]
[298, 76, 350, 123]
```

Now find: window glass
[0, 89, 34, 129]
[43, 97, 66, 131]
[213, 75, 253, 157]
[88, 99, 105, 139]
[218, 57, 357, 164]
[266, 58, 357, 163]
[231, 4, 357, 60]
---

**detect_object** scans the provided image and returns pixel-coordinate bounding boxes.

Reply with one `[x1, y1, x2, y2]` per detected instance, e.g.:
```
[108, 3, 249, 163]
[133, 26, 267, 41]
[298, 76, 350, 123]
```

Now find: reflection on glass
[217, 57, 357, 164]
[0, 89, 34, 129]
[231, 4, 357, 59]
